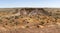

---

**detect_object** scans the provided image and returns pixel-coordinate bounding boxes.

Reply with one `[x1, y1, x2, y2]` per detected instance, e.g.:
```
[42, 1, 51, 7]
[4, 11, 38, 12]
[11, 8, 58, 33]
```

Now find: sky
[0, 0, 60, 8]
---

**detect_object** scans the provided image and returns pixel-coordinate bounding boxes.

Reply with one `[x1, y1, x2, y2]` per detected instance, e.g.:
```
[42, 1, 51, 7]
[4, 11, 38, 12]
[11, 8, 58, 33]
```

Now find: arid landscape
[0, 8, 60, 33]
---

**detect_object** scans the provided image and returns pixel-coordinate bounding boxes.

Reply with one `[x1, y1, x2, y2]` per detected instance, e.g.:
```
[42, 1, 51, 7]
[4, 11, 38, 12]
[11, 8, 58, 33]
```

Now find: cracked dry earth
[0, 8, 60, 33]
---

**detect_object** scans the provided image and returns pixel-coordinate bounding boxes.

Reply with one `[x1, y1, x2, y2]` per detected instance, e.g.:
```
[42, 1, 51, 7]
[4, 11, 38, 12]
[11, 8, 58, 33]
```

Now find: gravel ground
[0, 25, 60, 33]
[16, 25, 60, 33]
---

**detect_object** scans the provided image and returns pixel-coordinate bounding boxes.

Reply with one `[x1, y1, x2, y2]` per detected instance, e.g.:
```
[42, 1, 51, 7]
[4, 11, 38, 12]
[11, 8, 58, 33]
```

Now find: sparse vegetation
[0, 8, 60, 33]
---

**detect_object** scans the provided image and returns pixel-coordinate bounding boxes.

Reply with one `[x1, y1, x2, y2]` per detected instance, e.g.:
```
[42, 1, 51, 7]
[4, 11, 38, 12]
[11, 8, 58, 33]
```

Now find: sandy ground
[0, 25, 60, 33]
[0, 8, 60, 33]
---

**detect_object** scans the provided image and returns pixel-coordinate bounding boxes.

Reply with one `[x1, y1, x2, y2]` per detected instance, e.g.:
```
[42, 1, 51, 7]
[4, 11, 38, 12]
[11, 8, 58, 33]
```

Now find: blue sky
[0, 0, 60, 8]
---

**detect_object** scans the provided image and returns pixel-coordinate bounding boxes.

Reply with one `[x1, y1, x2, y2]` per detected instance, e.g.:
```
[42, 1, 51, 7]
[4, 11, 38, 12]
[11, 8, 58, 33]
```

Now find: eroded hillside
[0, 8, 60, 33]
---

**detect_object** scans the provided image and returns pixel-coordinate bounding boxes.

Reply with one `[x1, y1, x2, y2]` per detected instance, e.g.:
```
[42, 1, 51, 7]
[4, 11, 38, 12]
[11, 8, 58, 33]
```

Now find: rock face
[0, 8, 60, 33]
